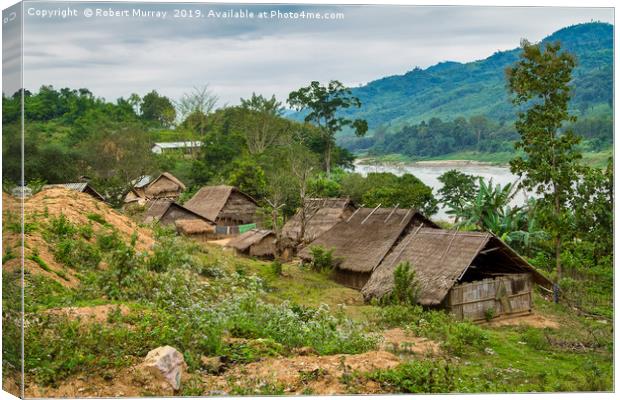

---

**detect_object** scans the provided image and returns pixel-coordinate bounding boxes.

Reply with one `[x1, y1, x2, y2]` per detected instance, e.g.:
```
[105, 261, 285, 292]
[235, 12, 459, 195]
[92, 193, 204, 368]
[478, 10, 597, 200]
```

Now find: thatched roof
[227, 229, 275, 251]
[144, 199, 174, 223]
[298, 207, 436, 273]
[175, 219, 215, 235]
[145, 172, 186, 196]
[282, 198, 355, 242]
[361, 228, 552, 306]
[184, 185, 257, 221]
[144, 199, 214, 225]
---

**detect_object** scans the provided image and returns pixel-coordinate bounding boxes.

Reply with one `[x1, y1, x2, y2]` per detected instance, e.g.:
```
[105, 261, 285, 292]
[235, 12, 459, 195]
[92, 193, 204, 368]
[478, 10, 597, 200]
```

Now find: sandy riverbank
[355, 158, 504, 168]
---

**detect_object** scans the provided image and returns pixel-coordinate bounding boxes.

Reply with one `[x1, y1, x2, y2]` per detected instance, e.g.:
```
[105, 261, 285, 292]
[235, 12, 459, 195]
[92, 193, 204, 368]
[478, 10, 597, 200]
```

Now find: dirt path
[484, 312, 560, 329]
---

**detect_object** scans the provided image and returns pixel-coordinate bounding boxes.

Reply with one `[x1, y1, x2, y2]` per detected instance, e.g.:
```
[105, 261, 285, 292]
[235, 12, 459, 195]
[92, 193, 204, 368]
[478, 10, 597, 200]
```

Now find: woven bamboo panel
[448, 273, 532, 321]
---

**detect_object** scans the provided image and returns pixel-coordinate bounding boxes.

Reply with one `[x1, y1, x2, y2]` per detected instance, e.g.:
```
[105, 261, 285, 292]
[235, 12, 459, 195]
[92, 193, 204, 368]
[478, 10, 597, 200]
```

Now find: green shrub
[520, 328, 550, 350]
[95, 229, 124, 252]
[46, 214, 77, 240]
[308, 245, 337, 272]
[3, 247, 16, 263]
[484, 307, 495, 322]
[367, 359, 457, 393]
[28, 250, 52, 273]
[381, 261, 420, 306]
[223, 338, 285, 364]
[77, 224, 94, 240]
[54, 239, 101, 270]
[372, 304, 425, 328]
[146, 235, 193, 273]
[270, 260, 283, 276]
[443, 322, 489, 356]
[86, 213, 107, 225]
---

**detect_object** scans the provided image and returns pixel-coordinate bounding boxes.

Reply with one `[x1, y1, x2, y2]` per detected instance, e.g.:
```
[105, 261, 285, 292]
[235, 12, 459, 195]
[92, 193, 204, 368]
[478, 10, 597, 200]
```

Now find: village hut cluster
[40, 172, 551, 322]
[122, 173, 260, 240]
[278, 200, 551, 322]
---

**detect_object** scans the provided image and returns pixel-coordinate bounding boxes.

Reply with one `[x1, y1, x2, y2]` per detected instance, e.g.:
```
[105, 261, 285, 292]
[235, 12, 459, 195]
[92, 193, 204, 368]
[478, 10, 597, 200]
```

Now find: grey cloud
[16, 2, 613, 104]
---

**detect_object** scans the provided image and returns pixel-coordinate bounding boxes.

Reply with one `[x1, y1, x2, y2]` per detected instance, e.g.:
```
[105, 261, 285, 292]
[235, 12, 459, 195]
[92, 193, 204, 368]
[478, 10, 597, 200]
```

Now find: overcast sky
[3, 2, 614, 105]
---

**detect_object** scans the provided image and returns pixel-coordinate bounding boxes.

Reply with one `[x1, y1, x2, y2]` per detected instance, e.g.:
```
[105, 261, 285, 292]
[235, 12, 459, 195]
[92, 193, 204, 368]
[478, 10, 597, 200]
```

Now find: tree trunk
[554, 190, 562, 303]
[325, 140, 332, 178]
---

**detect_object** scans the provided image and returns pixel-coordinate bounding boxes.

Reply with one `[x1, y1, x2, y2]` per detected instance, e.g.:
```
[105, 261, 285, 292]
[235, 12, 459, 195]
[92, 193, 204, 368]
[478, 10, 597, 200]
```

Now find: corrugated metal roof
[43, 182, 88, 191]
[133, 175, 153, 188]
[153, 141, 203, 149]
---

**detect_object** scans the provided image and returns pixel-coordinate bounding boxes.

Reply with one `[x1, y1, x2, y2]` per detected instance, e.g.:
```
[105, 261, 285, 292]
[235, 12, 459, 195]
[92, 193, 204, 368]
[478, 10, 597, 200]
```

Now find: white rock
[142, 345, 186, 390]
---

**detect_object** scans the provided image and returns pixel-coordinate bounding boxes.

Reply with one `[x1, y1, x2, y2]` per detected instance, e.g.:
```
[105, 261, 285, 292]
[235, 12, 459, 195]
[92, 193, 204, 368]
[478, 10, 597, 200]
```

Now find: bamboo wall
[447, 273, 532, 321]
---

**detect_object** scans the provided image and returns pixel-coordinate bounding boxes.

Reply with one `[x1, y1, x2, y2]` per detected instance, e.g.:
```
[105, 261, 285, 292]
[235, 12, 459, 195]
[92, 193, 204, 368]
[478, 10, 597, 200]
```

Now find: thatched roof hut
[361, 228, 552, 309]
[43, 182, 105, 202]
[144, 172, 186, 198]
[144, 199, 174, 223]
[282, 198, 356, 243]
[227, 229, 277, 258]
[143, 199, 215, 235]
[123, 172, 185, 206]
[298, 207, 438, 289]
[184, 185, 258, 226]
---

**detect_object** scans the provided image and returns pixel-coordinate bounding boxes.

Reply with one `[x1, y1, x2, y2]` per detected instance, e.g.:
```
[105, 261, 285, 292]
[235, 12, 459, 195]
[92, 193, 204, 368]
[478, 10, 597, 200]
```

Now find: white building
[151, 141, 203, 155]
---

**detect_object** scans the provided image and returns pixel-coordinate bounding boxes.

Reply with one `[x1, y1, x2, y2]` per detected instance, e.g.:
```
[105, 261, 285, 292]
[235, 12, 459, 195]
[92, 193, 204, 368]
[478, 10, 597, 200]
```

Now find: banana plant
[453, 178, 549, 254]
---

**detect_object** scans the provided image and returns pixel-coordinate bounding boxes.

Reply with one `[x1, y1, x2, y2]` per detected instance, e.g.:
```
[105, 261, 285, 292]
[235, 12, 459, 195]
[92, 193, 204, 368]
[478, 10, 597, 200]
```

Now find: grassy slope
[210, 247, 612, 392]
[9, 215, 612, 394]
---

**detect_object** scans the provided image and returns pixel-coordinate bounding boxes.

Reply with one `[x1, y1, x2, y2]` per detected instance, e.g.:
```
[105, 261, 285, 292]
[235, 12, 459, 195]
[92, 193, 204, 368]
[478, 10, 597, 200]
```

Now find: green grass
[580, 148, 612, 168]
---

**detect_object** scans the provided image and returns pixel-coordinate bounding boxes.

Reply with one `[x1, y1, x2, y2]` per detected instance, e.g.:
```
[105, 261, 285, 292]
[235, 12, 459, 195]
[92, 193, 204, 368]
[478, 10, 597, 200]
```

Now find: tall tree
[437, 169, 479, 221]
[140, 90, 176, 127]
[287, 80, 367, 177]
[176, 85, 219, 129]
[506, 40, 581, 284]
[240, 93, 289, 155]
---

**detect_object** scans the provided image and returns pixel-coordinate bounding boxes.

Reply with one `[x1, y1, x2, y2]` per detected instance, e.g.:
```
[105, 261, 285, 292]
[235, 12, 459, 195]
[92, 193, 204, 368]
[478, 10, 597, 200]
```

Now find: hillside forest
[1, 27, 614, 395]
[336, 22, 612, 163]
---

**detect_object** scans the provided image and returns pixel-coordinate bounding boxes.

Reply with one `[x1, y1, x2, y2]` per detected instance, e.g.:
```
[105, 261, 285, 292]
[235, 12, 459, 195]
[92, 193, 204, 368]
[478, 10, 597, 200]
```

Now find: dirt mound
[25, 364, 187, 398]
[381, 328, 441, 355]
[3, 188, 155, 287]
[203, 350, 401, 395]
[26, 188, 154, 251]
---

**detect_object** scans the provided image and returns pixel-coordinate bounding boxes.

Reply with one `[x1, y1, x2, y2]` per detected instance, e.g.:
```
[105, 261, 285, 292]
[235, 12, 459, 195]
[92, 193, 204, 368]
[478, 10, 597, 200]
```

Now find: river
[353, 160, 529, 220]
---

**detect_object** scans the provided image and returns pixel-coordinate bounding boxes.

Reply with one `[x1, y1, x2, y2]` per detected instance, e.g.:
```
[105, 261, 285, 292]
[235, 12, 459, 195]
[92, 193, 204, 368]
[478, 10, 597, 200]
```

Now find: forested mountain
[335, 22, 613, 155]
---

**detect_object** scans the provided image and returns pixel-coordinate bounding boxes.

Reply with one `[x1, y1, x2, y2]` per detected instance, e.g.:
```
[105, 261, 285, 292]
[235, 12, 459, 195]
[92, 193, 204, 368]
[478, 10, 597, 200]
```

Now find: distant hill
[340, 22, 612, 134]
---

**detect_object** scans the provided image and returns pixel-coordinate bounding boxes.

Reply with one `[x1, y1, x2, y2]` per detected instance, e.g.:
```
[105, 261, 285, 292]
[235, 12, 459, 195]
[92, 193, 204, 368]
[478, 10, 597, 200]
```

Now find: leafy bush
[308, 245, 338, 272]
[146, 234, 194, 273]
[484, 307, 495, 322]
[371, 304, 425, 328]
[28, 250, 52, 273]
[95, 229, 124, 252]
[54, 238, 101, 270]
[270, 260, 283, 276]
[86, 213, 107, 225]
[46, 214, 77, 240]
[520, 328, 550, 350]
[3, 247, 16, 263]
[367, 359, 457, 393]
[443, 322, 489, 356]
[381, 261, 420, 306]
